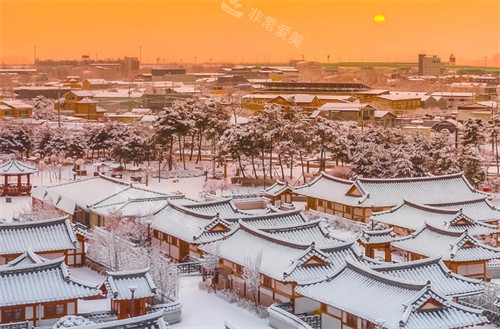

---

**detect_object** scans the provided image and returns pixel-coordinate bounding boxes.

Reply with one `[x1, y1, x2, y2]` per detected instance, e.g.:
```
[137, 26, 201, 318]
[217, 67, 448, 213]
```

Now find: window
[263, 275, 272, 287]
[317, 199, 324, 207]
[45, 303, 65, 317]
[2, 308, 24, 322]
[235, 264, 243, 274]
[346, 313, 357, 327]
[170, 236, 178, 245]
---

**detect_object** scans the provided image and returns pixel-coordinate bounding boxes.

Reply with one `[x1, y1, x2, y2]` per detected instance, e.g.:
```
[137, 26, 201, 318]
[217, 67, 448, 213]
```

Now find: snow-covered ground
[70, 266, 269, 328]
[171, 276, 270, 329]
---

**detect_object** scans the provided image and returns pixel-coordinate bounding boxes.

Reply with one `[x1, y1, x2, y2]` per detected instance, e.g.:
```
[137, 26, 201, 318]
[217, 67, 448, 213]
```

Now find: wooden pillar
[385, 246, 392, 262]
[27, 174, 30, 186]
[17, 174, 21, 187]
[4, 175, 7, 186]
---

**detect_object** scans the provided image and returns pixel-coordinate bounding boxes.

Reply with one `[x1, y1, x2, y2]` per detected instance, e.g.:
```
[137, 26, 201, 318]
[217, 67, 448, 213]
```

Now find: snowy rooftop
[106, 268, 156, 300]
[0, 216, 77, 255]
[176, 198, 250, 219]
[73, 311, 167, 329]
[295, 172, 488, 208]
[295, 260, 486, 329]
[377, 94, 422, 101]
[391, 222, 500, 262]
[200, 221, 367, 284]
[358, 228, 396, 245]
[261, 180, 292, 197]
[67, 90, 94, 98]
[371, 257, 483, 298]
[430, 197, 500, 223]
[372, 200, 500, 235]
[0, 159, 37, 175]
[431, 91, 475, 97]
[0, 257, 101, 306]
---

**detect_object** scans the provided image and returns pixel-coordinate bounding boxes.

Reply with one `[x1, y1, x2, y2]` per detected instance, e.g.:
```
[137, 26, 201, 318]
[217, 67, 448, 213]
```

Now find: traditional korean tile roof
[177, 198, 251, 219]
[261, 180, 292, 197]
[233, 210, 309, 228]
[295, 260, 487, 329]
[0, 216, 77, 255]
[258, 220, 345, 247]
[372, 200, 500, 235]
[293, 172, 363, 207]
[106, 268, 156, 300]
[73, 311, 168, 329]
[370, 257, 483, 297]
[0, 159, 37, 175]
[200, 221, 367, 284]
[32, 176, 182, 216]
[0, 258, 101, 306]
[193, 215, 236, 244]
[359, 228, 396, 245]
[391, 222, 500, 262]
[3, 250, 50, 267]
[294, 172, 487, 208]
[430, 197, 500, 223]
[151, 202, 216, 243]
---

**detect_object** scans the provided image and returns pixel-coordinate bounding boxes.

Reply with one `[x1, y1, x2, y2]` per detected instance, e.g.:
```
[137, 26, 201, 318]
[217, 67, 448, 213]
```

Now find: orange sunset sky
[0, 0, 499, 66]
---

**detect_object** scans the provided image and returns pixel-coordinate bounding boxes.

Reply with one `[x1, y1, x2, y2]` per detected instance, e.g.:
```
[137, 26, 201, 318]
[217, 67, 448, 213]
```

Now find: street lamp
[129, 285, 137, 317]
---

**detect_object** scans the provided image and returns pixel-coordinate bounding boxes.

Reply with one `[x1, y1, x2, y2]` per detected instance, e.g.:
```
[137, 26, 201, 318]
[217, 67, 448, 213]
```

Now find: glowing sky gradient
[1, 0, 499, 65]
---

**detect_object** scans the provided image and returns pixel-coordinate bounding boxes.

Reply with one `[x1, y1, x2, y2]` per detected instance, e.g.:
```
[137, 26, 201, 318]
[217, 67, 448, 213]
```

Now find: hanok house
[358, 228, 396, 261]
[259, 180, 294, 206]
[151, 200, 309, 261]
[105, 268, 156, 319]
[294, 260, 487, 329]
[391, 222, 500, 279]
[371, 257, 483, 299]
[371, 199, 500, 243]
[0, 159, 37, 196]
[294, 171, 488, 223]
[0, 254, 101, 327]
[199, 220, 372, 308]
[0, 216, 84, 266]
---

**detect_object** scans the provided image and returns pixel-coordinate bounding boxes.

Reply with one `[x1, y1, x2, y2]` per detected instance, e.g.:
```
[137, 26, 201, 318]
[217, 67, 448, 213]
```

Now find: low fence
[177, 261, 202, 275]
[148, 300, 182, 325]
[267, 304, 315, 329]
[0, 322, 29, 329]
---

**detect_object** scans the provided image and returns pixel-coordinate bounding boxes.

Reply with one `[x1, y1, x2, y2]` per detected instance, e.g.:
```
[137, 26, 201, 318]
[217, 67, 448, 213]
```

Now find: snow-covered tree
[243, 251, 262, 306]
[32, 95, 57, 121]
[462, 118, 485, 146]
[458, 145, 486, 187]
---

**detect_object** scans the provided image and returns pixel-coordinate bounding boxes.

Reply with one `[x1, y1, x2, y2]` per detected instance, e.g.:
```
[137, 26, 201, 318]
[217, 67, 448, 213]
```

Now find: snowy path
[171, 276, 270, 329]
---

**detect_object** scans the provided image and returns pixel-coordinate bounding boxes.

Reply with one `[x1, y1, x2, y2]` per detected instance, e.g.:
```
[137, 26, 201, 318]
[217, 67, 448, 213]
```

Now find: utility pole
[58, 84, 61, 128]
[33, 46, 36, 65]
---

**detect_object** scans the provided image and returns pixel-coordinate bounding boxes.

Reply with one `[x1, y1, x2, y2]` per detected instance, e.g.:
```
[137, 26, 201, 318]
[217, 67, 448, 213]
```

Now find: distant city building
[0, 100, 33, 118]
[418, 54, 442, 76]
[124, 57, 140, 71]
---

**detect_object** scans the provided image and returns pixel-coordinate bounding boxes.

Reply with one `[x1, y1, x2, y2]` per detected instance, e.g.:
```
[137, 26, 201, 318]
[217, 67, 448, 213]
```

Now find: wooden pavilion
[0, 159, 37, 196]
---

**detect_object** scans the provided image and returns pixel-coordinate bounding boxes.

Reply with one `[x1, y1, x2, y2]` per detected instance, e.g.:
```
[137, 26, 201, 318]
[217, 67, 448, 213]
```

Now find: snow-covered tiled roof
[371, 257, 483, 298]
[261, 180, 292, 197]
[354, 173, 486, 207]
[295, 260, 486, 329]
[77, 97, 97, 104]
[152, 202, 216, 243]
[3, 250, 50, 268]
[430, 197, 500, 223]
[235, 210, 309, 228]
[359, 228, 396, 245]
[178, 198, 249, 219]
[293, 172, 362, 206]
[72, 311, 167, 329]
[200, 221, 365, 284]
[84, 79, 108, 85]
[259, 220, 345, 247]
[0, 216, 77, 255]
[0, 258, 101, 306]
[391, 222, 500, 262]
[295, 172, 488, 208]
[106, 268, 156, 300]
[0, 159, 37, 175]
[372, 200, 500, 235]
[193, 215, 235, 244]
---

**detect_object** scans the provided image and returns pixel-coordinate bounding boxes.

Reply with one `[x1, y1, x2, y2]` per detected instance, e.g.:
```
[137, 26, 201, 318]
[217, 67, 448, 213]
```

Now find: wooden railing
[268, 303, 315, 329]
[0, 322, 29, 329]
[177, 261, 201, 274]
